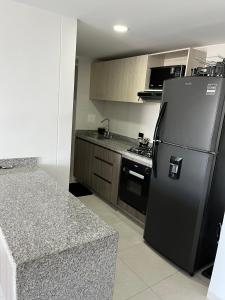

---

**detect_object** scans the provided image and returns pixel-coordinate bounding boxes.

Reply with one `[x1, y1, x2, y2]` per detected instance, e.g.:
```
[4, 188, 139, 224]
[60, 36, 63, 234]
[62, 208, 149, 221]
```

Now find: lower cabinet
[74, 138, 121, 206]
[74, 138, 94, 188]
[92, 174, 112, 203]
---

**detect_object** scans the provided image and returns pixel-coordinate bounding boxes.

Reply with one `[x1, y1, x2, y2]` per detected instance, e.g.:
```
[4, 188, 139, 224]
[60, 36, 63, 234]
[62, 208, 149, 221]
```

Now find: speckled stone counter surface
[0, 158, 118, 300]
[76, 130, 152, 167]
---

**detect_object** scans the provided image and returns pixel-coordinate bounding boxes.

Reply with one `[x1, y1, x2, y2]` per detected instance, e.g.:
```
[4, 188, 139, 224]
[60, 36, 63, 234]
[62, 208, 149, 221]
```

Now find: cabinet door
[90, 61, 111, 100]
[90, 55, 149, 102]
[90, 62, 103, 99]
[123, 55, 149, 102]
[74, 138, 94, 187]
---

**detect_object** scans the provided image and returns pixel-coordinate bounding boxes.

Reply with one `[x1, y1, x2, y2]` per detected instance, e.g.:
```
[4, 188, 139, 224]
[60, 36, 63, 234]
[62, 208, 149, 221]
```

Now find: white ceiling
[15, 0, 225, 59]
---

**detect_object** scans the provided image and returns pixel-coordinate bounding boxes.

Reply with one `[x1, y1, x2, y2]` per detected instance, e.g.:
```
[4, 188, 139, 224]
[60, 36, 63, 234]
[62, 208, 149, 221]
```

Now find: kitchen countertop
[76, 130, 152, 167]
[0, 159, 116, 264]
[0, 158, 118, 299]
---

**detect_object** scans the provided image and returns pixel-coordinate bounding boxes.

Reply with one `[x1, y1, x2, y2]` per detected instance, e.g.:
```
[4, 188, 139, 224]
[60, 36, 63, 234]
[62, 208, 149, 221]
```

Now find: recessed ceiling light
[113, 25, 128, 33]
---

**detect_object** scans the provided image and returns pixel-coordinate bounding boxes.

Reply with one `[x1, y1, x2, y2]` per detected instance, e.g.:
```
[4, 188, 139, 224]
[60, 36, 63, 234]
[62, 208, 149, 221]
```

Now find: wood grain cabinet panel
[94, 145, 115, 164]
[92, 174, 112, 203]
[74, 138, 94, 188]
[90, 55, 149, 103]
[74, 139, 122, 206]
[93, 157, 113, 183]
[93, 145, 121, 205]
[90, 48, 207, 103]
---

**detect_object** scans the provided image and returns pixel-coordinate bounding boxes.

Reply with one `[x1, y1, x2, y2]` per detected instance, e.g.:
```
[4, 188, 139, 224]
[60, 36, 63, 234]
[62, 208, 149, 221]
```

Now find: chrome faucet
[101, 118, 112, 139]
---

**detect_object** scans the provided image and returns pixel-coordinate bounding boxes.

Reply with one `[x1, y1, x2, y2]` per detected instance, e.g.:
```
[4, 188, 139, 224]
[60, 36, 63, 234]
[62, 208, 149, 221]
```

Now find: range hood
[137, 89, 162, 101]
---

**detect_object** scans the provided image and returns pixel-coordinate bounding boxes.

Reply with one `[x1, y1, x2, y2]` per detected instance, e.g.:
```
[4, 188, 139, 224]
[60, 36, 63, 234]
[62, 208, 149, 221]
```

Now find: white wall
[207, 215, 225, 300]
[75, 57, 104, 130]
[101, 101, 160, 140]
[0, 0, 77, 187]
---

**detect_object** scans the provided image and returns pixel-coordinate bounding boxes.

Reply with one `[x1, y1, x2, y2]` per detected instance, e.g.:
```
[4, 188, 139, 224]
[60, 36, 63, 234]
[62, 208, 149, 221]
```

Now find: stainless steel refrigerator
[144, 77, 225, 275]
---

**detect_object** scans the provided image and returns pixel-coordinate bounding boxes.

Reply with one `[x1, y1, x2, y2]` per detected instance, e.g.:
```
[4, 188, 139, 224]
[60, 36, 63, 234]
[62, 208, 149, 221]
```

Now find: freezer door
[144, 143, 214, 274]
[159, 77, 225, 152]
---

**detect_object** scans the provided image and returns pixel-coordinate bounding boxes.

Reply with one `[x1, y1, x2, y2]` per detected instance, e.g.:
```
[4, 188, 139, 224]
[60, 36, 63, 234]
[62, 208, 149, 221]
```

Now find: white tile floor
[80, 194, 210, 300]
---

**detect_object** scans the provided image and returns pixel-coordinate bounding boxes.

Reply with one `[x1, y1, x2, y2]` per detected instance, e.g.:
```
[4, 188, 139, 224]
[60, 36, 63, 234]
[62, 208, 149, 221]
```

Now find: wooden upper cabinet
[90, 48, 207, 103]
[90, 55, 149, 103]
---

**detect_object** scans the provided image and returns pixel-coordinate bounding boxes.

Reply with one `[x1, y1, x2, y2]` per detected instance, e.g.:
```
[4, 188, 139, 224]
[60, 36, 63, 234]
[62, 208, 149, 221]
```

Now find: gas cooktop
[127, 145, 153, 159]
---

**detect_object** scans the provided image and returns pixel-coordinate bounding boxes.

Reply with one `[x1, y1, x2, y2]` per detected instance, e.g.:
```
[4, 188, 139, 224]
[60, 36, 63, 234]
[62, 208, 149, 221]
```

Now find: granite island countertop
[76, 130, 152, 167]
[0, 163, 116, 265]
[0, 158, 118, 299]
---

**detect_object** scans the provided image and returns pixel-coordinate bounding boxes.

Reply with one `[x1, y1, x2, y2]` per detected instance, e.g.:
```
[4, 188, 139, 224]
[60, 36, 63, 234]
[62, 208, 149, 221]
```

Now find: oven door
[119, 158, 151, 214]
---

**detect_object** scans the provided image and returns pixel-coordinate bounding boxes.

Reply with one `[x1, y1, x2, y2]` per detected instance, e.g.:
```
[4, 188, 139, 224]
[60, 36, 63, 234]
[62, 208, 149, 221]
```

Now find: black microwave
[149, 65, 186, 90]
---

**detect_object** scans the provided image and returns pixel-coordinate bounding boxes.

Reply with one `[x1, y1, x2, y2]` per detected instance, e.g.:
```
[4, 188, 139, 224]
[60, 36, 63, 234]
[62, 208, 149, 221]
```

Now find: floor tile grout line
[125, 287, 150, 300]
[119, 253, 178, 289]
[149, 285, 165, 300]
[117, 257, 149, 288]
[118, 241, 143, 257]
[125, 285, 164, 300]
[150, 271, 179, 289]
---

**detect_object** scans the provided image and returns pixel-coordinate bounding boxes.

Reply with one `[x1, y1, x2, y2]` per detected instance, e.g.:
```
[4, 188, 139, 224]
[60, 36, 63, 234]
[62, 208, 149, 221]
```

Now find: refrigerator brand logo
[206, 84, 217, 96]
[185, 82, 192, 86]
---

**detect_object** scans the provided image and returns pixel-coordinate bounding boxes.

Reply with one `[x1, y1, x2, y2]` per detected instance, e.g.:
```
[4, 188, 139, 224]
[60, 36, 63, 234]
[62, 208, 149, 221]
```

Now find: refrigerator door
[144, 142, 215, 274]
[159, 77, 225, 152]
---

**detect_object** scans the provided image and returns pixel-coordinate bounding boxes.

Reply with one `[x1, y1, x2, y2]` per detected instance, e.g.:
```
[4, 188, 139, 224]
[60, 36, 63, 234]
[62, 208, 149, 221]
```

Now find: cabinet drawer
[93, 157, 113, 182]
[94, 145, 115, 165]
[92, 174, 112, 203]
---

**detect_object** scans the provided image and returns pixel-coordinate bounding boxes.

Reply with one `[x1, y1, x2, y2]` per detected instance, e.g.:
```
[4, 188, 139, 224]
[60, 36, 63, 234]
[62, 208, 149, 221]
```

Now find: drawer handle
[94, 173, 111, 184]
[94, 156, 113, 166]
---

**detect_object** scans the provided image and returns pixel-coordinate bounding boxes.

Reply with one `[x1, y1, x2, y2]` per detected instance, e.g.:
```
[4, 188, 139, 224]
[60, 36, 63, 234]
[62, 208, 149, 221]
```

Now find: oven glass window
[127, 179, 142, 196]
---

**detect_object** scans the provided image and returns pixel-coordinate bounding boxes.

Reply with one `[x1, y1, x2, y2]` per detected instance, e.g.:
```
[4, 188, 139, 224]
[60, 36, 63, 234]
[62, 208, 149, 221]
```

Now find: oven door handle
[128, 170, 144, 180]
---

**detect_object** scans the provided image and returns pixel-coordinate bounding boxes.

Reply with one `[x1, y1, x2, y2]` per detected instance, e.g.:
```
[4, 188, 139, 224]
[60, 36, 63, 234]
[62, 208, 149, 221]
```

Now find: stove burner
[127, 145, 153, 159]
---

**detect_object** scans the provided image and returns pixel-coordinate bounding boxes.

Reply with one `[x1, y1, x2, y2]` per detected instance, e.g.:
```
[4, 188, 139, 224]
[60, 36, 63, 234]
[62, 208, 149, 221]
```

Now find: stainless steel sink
[87, 133, 112, 140]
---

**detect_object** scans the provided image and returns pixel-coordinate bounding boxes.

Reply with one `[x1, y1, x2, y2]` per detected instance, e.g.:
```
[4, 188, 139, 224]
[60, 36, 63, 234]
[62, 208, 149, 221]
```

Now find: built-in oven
[119, 158, 151, 215]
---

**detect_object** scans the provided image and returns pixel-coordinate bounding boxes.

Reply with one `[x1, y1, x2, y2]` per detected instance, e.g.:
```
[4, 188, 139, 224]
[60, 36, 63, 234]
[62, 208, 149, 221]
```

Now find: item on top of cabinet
[191, 57, 225, 78]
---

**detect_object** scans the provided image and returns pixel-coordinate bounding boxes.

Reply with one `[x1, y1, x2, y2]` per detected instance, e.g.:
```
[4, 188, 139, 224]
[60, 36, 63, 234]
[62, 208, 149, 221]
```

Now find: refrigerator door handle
[152, 102, 168, 178]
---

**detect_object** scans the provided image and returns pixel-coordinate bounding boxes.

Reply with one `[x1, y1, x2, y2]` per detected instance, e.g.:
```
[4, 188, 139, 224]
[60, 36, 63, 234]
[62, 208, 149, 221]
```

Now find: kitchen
[70, 42, 225, 299]
[1, 0, 225, 299]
